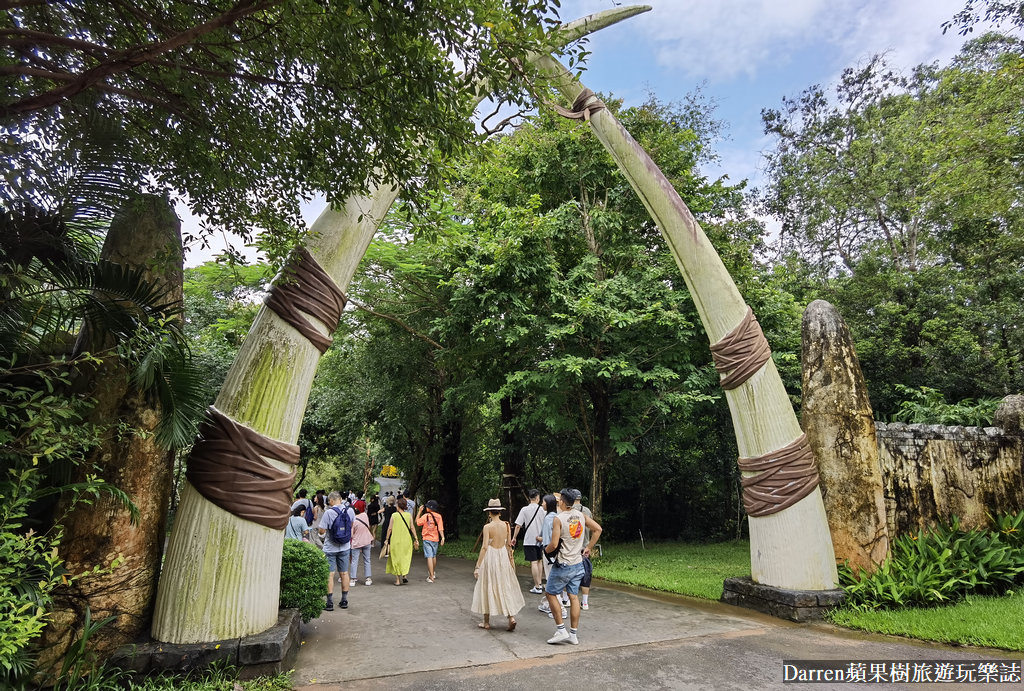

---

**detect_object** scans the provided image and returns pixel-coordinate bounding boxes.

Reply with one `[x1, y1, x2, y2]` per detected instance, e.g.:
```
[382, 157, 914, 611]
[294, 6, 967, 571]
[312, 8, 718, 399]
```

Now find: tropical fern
[891, 385, 1001, 427]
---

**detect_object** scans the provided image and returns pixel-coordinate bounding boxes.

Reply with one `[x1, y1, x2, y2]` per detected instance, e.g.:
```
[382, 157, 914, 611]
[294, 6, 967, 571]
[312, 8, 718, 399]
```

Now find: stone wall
[875, 422, 1024, 536]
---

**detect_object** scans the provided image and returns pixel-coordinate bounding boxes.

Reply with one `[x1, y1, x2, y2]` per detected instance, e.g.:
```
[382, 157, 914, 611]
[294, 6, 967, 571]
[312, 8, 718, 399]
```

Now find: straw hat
[482, 498, 504, 512]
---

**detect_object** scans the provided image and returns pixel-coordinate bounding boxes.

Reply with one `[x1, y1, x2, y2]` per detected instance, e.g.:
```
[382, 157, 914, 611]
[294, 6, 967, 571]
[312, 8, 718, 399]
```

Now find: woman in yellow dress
[384, 496, 418, 585]
[472, 498, 525, 631]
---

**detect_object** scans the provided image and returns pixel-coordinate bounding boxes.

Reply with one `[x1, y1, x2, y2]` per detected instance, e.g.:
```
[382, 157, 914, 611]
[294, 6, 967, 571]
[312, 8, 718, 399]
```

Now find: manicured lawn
[589, 540, 750, 600]
[829, 591, 1024, 652]
[443, 536, 751, 600]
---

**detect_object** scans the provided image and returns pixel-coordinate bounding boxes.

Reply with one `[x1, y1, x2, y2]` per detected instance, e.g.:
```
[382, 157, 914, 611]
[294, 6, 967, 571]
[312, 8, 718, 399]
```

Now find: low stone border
[721, 577, 844, 622]
[110, 609, 300, 680]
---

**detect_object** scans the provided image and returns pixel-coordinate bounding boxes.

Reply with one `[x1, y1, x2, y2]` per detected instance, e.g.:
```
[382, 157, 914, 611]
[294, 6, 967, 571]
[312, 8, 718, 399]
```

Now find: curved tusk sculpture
[534, 54, 838, 591]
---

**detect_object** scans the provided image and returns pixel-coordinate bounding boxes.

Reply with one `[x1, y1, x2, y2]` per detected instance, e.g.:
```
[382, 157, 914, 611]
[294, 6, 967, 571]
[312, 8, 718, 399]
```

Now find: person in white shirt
[510, 489, 546, 593]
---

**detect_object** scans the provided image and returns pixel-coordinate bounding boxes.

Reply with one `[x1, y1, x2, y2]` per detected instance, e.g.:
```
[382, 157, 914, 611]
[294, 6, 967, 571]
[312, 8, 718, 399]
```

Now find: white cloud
[834, 0, 968, 71]
[635, 0, 829, 81]
[561, 0, 969, 83]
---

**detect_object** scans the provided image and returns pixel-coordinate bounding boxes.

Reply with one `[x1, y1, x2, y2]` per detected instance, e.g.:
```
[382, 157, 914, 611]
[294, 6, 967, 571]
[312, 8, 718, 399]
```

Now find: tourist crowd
[286, 485, 601, 645]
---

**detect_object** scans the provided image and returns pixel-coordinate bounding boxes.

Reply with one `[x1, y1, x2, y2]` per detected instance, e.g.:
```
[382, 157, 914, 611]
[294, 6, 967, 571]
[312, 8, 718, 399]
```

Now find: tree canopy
[297, 93, 779, 537]
[2, 0, 575, 250]
[760, 33, 1024, 413]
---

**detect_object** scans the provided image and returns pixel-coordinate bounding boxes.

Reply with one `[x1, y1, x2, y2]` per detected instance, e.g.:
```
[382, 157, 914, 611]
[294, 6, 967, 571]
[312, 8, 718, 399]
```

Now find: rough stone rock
[801, 300, 889, 574]
[994, 394, 1024, 436]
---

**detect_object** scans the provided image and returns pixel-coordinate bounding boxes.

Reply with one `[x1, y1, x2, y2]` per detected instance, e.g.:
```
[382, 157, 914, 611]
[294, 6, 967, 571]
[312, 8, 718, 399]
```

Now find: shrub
[840, 513, 1024, 611]
[890, 385, 1001, 426]
[279, 539, 329, 622]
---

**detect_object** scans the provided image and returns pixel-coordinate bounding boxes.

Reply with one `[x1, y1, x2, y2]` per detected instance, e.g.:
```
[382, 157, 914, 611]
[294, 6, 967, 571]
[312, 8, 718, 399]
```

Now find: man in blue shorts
[543, 488, 602, 645]
[319, 491, 355, 611]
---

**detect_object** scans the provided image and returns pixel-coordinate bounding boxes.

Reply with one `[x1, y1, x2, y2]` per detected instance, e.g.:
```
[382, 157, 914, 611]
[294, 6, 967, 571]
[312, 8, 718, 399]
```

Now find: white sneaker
[547, 628, 570, 644]
[548, 606, 567, 619]
[567, 632, 579, 645]
[364, 578, 372, 586]
[529, 586, 544, 594]
[350, 579, 357, 587]
[538, 602, 551, 613]
[581, 602, 589, 610]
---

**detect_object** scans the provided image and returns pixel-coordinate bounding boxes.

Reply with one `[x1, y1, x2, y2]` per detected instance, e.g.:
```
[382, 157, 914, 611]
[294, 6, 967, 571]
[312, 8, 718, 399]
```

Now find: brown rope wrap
[737, 434, 820, 517]
[265, 246, 347, 354]
[709, 306, 772, 389]
[552, 87, 606, 122]
[186, 407, 300, 530]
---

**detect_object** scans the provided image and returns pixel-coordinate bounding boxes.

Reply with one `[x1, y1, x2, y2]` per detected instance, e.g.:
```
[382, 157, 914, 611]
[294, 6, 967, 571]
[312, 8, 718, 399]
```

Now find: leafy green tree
[450, 98, 753, 521]
[3, 0, 577, 249]
[324, 93, 776, 535]
[182, 260, 267, 406]
[761, 36, 1024, 414]
[944, 0, 1024, 34]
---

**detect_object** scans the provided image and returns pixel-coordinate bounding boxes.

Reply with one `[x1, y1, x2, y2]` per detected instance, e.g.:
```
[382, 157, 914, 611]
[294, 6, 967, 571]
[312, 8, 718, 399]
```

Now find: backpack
[328, 505, 353, 544]
[303, 500, 314, 526]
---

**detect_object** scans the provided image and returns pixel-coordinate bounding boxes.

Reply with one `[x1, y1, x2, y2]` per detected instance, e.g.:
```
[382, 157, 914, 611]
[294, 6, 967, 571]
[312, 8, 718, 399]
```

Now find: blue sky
[557, 0, 977, 190]
[183, 0, 981, 265]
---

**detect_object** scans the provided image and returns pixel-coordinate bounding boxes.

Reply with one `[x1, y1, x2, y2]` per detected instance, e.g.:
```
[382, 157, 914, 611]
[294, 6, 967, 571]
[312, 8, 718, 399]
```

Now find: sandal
[478, 622, 490, 629]
[507, 617, 516, 632]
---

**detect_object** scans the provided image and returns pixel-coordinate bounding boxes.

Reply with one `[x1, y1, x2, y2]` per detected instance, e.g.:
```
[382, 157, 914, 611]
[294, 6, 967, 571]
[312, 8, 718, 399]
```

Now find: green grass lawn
[590, 540, 750, 600]
[829, 590, 1024, 651]
[444, 536, 1022, 651]
[444, 536, 751, 600]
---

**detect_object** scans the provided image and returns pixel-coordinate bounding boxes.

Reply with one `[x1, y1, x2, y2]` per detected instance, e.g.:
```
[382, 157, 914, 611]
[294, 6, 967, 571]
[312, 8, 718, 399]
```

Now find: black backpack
[328, 505, 353, 544]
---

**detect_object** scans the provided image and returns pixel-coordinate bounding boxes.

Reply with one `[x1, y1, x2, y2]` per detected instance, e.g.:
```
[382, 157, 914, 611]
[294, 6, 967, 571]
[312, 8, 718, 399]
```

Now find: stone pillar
[801, 300, 889, 573]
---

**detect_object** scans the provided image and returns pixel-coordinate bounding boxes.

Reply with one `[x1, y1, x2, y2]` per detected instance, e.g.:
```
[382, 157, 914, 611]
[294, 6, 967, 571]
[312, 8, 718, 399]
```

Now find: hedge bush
[280, 539, 329, 622]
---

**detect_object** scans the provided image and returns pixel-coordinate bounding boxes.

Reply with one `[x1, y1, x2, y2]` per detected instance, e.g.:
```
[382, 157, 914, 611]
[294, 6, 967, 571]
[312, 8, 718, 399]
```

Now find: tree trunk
[36, 195, 182, 672]
[151, 5, 651, 644]
[538, 56, 838, 590]
[500, 395, 528, 518]
[586, 382, 612, 520]
[437, 412, 463, 538]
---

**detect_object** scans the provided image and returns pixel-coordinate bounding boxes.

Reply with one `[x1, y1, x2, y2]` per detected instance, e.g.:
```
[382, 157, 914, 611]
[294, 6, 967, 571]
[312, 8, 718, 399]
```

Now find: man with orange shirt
[415, 500, 445, 583]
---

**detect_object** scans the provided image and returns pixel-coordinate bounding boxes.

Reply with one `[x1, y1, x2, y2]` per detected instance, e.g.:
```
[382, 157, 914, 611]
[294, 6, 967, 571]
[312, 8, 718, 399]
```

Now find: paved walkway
[292, 555, 1021, 690]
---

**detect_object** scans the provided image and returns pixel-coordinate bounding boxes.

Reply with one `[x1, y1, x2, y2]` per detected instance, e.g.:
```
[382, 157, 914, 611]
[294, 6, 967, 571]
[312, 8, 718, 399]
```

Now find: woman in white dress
[472, 498, 525, 631]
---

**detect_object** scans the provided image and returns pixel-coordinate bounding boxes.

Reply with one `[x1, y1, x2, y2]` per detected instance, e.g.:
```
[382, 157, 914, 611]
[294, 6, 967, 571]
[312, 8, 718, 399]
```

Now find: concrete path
[292, 555, 1020, 690]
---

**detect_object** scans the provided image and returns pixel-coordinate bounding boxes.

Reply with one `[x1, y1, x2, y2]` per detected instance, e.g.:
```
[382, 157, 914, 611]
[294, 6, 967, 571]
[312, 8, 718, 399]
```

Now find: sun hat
[426, 500, 439, 511]
[482, 498, 504, 512]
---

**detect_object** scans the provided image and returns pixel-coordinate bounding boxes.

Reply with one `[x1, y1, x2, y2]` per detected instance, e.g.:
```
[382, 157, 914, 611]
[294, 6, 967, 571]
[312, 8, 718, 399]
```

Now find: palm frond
[146, 357, 211, 450]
